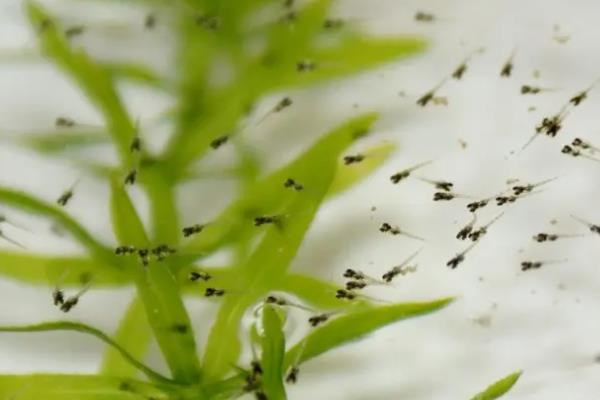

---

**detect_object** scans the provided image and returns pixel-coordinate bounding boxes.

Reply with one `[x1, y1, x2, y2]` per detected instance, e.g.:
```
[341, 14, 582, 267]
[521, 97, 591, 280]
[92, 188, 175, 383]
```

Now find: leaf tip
[435, 296, 456, 307]
[349, 112, 380, 136]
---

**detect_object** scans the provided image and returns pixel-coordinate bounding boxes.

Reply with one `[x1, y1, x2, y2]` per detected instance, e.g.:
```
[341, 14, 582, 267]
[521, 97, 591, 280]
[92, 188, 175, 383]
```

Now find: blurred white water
[1, 0, 600, 399]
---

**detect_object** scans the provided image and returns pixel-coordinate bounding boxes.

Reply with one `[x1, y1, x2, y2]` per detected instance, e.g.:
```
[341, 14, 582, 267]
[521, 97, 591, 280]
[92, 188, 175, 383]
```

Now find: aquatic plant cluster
[0, 1, 522, 399]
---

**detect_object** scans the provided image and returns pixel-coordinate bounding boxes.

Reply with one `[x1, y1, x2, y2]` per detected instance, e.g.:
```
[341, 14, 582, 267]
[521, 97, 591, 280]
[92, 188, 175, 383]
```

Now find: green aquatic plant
[0, 1, 521, 399]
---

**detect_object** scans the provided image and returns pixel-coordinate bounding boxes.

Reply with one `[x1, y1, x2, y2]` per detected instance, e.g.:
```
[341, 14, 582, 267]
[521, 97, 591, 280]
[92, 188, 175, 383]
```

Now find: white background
[1, 0, 600, 399]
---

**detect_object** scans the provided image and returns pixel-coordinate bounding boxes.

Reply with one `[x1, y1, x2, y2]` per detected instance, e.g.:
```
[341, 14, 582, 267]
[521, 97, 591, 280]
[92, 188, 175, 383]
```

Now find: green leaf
[109, 180, 202, 384]
[276, 273, 345, 310]
[268, 34, 425, 91]
[470, 371, 523, 400]
[71, 160, 117, 179]
[178, 266, 233, 295]
[261, 305, 286, 400]
[240, 114, 380, 281]
[0, 251, 130, 286]
[162, 12, 222, 174]
[0, 187, 113, 262]
[141, 167, 180, 244]
[327, 142, 396, 197]
[15, 129, 109, 155]
[202, 114, 379, 380]
[100, 296, 152, 379]
[284, 298, 453, 367]
[164, 0, 332, 175]
[265, 0, 333, 61]
[26, 2, 136, 167]
[201, 298, 247, 382]
[202, 374, 246, 400]
[164, 85, 250, 176]
[182, 113, 379, 258]
[109, 178, 149, 247]
[104, 62, 170, 90]
[0, 374, 170, 399]
[0, 321, 172, 384]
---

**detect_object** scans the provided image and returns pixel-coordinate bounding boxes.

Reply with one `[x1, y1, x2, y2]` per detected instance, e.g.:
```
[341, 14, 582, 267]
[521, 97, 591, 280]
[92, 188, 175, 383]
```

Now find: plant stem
[143, 166, 180, 244]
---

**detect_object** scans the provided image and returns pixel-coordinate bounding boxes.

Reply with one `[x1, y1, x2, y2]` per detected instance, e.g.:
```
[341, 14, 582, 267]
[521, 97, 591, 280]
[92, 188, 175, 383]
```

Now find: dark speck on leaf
[119, 381, 134, 392]
[171, 324, 189, 334]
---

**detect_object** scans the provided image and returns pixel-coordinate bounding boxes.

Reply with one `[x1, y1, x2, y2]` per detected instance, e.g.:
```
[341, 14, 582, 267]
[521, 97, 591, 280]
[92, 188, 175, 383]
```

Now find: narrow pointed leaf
[0, 374, 170, 399]
[0, 321, 172, 384]
[284, 298, 453, 367]
[72, 160, 117, 179]
[26, 2, 136, 166]
[470, 371, 522, 400]
[261, 305, 287, 400]
[162, 13, 221, 173]
[163, 0, 333, 174]
[100, 296, 152, 379]
[15, 129, 109, 155]
[276, 273, 346, 310]
[327, 142, 396, 197]
[0, 187, 113, 261]
[269, 35, 425, 91]
[183, 113, 379, 257]
[203, 374, 246, 400]
[265, 0, 333, 60]
[142, 168, 180, 244]
[178, 266, 233, 296]
[104, 62, 170, 90]
[0, 251, 129, 286]
[164, 86, 249, 175]
[203, 114, 379, 379]
[109, 180, 202, 384]
[109, 178, 149, 247]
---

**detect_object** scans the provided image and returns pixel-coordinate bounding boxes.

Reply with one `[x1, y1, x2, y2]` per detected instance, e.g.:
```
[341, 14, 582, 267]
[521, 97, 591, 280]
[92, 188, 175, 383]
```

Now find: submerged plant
[0, 1, 520, 399]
